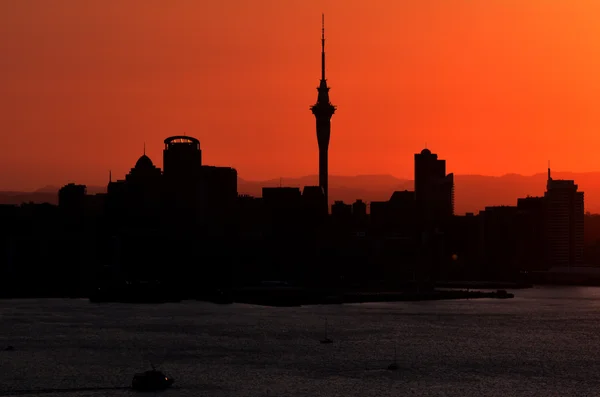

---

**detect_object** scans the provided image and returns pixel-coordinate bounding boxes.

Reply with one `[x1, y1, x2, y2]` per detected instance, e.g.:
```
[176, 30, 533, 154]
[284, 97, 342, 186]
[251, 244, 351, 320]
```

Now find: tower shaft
[311, 14, 336, 208]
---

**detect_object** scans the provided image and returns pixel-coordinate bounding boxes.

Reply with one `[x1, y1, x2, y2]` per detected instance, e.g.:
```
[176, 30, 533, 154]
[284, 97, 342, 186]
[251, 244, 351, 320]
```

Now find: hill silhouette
[1, 172, 598, 214]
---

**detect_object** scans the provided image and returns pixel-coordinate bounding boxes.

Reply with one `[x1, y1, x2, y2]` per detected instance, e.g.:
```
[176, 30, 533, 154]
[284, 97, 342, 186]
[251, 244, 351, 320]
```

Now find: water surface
[1, 287, 599, 397]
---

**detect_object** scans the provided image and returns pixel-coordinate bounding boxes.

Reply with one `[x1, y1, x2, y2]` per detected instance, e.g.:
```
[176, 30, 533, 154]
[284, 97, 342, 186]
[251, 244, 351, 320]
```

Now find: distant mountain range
[2, 172, 599, 214]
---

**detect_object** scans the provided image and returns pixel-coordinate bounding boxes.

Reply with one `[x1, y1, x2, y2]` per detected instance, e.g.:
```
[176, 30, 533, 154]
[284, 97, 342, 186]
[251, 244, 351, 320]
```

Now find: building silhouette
[162, 136, 203, 221]
[445, 213, 481, 279]
[310, 14, 336, 210]
[516, 196, 545, 271]
[414, 149, 454, 228]
[479, 205, 520, 279]
[104, 135, 238, 232]
[545, 168, 584, 267]
[58, 183, 87, 214]
[370, 190, 417, 237]
[352, 200, 367, 219]
[331, 201, 352, 221]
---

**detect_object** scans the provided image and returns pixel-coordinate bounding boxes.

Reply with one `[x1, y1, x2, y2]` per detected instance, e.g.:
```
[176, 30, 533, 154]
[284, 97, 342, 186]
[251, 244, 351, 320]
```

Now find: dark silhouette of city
[0, 15, 597, 305]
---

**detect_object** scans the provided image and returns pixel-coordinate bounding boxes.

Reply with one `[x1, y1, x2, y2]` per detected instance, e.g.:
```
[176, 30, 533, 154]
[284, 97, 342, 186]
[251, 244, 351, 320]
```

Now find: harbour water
[1, 287, 600, 397]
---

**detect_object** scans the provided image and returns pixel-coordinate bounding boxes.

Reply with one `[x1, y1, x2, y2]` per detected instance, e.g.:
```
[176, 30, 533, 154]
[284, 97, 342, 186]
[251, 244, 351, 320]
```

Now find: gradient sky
[2, 0, 600, 190]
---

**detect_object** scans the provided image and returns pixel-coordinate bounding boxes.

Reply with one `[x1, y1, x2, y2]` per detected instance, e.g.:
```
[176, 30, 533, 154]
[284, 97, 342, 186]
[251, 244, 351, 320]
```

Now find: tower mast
[321, 13, 326, 81]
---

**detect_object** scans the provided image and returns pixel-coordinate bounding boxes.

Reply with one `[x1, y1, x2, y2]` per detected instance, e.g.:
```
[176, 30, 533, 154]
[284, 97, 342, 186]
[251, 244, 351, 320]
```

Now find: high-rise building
[544, 168, 584, 267]
[163, 136, 201, 178]
[162, 136, 204, 219]
[480, 205, 520, 278]
[516, 196, 545, 271]
[310, 14, 336, 209]
[414, 149, 454, 228]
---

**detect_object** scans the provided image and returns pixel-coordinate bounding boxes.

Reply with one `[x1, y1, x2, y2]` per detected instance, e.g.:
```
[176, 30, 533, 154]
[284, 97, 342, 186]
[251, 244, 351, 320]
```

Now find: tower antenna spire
[143, 142, 146, 155]
[321, 13, 326, 81]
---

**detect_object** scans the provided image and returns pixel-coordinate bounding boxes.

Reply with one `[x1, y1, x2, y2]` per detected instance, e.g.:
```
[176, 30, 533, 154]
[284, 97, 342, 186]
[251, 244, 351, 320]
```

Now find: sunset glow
[2, 0, 600, 190]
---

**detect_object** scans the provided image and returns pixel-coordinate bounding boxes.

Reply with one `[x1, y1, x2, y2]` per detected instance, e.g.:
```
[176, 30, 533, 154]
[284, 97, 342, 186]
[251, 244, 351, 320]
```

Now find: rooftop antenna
[548, 160, 551, 180]
[425, 142, 428, 149]
[143, 142, 146, 155]
[109, 170, 112, 183]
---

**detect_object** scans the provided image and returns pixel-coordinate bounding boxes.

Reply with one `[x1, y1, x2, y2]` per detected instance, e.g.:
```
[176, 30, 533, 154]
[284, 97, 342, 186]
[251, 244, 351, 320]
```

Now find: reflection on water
[1, 287, 600, 397]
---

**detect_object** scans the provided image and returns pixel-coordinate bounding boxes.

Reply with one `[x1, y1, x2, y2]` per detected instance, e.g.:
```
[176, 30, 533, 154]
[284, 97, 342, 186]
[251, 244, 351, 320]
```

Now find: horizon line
[6, 170, 600, 192]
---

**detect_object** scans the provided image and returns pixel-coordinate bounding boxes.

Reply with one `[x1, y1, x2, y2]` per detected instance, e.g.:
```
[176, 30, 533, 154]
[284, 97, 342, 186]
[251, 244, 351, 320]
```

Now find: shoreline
[220, 288, 515, 307]
[434, 281, 532, 290]
[0, 288, 515, 305]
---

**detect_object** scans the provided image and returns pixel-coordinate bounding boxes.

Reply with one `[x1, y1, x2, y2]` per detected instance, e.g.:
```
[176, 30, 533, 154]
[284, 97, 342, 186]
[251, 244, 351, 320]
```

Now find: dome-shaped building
[127, 153, 162, 182]
[117, 151, 164, 216]
[134, 154, 154, 170]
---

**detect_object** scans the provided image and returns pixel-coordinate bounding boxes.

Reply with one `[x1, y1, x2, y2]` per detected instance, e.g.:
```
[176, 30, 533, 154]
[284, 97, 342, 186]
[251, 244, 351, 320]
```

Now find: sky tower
[310, 14, 336, 208]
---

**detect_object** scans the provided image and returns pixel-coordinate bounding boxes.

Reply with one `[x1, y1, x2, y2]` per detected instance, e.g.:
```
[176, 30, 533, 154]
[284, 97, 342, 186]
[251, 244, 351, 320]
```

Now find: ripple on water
[1, 289, 600, 396]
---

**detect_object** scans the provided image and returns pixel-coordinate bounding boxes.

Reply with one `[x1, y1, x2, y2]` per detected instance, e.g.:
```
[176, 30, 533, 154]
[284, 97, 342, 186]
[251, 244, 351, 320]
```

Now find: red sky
[2, 0, 600, 190]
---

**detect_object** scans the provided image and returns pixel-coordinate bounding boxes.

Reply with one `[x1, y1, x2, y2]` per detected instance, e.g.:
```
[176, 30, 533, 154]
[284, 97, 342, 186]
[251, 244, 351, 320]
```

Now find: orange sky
[2, 0, 600, 190]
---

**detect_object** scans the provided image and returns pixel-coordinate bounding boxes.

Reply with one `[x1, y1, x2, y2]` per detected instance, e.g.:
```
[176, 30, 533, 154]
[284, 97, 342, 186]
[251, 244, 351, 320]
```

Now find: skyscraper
[544, 168, 584, 267]
[311, 14, 336, 208]
[414, 149, 454, 228]
[162, 136, 202, 215]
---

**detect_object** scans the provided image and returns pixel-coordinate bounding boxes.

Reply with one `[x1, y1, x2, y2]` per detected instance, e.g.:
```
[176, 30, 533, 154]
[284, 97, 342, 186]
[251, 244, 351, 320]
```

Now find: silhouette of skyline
[8, 171, 600, 215]
[2, 130, 595, 302]
[3, 14, 600, 214]
[1, 12, 600, 303]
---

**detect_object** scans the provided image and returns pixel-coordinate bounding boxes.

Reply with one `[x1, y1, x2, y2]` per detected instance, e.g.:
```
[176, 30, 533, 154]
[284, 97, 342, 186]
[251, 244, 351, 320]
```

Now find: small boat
[320, 318, 333, 344]
[132, 365, 174, 391]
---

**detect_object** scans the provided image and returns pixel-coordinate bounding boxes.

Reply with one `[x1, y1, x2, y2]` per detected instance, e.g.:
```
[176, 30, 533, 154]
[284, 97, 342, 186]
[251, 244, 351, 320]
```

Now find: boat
[131, 365, 174, 392]
[320, 318, 333, 344]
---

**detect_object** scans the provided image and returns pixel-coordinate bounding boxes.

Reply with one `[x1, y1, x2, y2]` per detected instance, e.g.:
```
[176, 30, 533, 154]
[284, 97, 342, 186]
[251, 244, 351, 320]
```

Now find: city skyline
[3, 1, 600, 191]
[3, 4, 600, 395]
